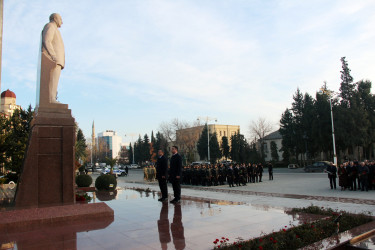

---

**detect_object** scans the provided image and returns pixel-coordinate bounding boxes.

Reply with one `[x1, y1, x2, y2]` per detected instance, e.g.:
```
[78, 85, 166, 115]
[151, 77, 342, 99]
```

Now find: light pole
[125, 133, 137, 164]
[197, 116, 217, 162]
[320, 86, 337, 165]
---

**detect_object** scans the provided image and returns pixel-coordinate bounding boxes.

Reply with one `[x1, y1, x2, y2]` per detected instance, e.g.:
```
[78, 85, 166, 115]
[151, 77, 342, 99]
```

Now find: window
[220, 131, 222, 136]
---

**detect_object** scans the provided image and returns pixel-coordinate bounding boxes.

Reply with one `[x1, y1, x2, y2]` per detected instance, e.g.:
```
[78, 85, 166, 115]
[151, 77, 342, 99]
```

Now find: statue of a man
[39, 13, 65, 105]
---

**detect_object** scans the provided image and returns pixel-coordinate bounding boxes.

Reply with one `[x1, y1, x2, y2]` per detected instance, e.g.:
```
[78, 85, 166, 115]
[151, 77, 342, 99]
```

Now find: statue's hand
[51, 56, 57, 62]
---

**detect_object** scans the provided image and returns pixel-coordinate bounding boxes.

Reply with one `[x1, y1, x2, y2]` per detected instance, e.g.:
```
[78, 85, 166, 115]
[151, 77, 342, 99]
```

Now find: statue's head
[49, 13, 63, 28]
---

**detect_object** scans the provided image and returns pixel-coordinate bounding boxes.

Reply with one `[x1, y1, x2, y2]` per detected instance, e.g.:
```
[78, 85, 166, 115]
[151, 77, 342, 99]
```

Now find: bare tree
[249, 117, 274, 158]
[158, 118, 191, 142]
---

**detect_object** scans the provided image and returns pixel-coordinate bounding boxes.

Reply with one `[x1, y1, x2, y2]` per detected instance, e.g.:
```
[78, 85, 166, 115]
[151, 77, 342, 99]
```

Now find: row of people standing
[327, 160, 375, 191]
[180, 163, 273, 188]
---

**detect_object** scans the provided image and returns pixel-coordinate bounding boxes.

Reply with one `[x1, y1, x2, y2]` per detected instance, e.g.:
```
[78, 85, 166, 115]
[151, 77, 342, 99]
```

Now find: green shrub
[75, 174, 93, 187]
[95, 174, 117, 191]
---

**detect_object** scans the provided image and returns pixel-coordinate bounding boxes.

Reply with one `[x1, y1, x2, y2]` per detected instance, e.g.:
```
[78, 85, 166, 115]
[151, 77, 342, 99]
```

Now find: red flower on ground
[259, 239, 263, 242]
[270, 237, 273, 241]
[285, 226, 287, 228]
[233, 242, 237, 245]
[259, 246, 263, 250]
[273, 240, 277, 244]
[296, 235, 300, 238]
[222, 237, 225, 239]
[220, 240, 223, 243]
[226, 238, 229, 241]
[216, 239, 219, 241]
[218, 246, 220, 249]
[238, 244, 242, 248]
[311, 225, 314, 228]
[283, 229, 286, 232]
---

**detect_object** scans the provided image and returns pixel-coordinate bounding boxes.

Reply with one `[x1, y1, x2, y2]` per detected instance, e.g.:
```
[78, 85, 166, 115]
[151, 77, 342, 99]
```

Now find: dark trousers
[158, 178, 168, 199]
[269, 172, 273, 180]
[360, 176, 368, 191]
[172, 179, 181, 200]
[351, 176, 357, 190]
[329, 176, 336, 189]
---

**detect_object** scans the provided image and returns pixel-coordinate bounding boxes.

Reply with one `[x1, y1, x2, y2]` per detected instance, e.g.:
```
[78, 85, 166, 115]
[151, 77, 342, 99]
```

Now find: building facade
[176, 124, 240, 162]
[261, 130, 283, 162]
[0, 89, 21, 117]
[97, 130, 122, 159]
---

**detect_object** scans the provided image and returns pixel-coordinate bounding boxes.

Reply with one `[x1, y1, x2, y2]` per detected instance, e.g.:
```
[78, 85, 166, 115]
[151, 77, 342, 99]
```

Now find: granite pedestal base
[0, 202, 114, 250]
[14, 108, 75, 208]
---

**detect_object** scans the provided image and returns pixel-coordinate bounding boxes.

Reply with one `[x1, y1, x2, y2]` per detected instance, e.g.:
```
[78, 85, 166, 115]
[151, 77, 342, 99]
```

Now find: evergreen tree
[279, 108, 294, 163]
[128, 143, 134, 164]
[230, 133, 240, 162]
[142, 134, 150, 162]
[5, 105, 34, 174]
[154, 132, 169, 157]
[197, 124, 209, 160]
[75, 127, 87, 162]
[220, 136, 230, 160]
[270, 141, 279, 162]
[339, 56, 354, 108]
[209, 132, 221, 163]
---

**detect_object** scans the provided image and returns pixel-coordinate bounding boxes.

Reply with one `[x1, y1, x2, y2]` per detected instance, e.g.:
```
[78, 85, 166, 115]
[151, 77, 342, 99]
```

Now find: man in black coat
[156, 149, 168, 202]
[169, 146, 182, 203]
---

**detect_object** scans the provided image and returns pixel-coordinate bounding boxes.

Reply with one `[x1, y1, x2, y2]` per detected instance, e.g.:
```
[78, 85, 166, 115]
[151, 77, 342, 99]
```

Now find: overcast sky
[2, 0, 375, 144]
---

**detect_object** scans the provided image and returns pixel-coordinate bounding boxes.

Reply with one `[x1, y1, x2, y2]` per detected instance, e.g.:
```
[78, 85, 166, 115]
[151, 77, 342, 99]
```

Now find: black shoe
[158, 198, 168, 202]
[170, 199, 180, 204]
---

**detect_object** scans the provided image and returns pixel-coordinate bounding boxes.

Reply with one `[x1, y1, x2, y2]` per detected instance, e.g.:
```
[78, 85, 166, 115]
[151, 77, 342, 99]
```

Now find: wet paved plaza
[1, 188, 323, 250]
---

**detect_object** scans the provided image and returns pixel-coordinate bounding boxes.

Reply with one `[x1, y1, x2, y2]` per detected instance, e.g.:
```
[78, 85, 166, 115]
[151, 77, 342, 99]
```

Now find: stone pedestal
[15, 108, 75, 208]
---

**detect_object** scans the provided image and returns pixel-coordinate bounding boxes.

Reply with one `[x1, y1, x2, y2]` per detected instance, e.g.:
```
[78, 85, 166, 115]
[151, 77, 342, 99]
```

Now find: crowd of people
[146, 161, 274, 188]
[180, 163, 273, 187]
[327, 160, 375, 191]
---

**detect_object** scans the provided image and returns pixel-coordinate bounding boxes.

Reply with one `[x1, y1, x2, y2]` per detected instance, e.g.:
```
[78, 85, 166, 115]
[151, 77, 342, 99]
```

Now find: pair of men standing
[156, 146, 182, 204]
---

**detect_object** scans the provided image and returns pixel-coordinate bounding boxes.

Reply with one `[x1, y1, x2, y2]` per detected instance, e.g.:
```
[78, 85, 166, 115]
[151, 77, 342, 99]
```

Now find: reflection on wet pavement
[0, 188, 335, 250]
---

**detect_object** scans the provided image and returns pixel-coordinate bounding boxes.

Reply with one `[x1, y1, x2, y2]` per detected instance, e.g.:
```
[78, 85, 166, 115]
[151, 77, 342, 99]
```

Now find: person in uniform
[258, 163, 264, 182]
[268, 162, 273, 180]
[227, 164, 234, 187]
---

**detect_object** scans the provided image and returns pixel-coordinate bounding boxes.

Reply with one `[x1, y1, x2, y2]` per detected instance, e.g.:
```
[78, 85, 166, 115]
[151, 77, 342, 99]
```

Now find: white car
[101, 167, 127, 176]
[288, 164, 299, 169]
[129, 164, 139, 169]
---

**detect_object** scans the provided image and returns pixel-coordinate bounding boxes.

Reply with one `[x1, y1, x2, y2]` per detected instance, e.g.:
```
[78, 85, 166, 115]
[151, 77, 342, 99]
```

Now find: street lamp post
[197, 116, 217, 162]
[125, 133, 137, 164]
[320, 87, 337, 165]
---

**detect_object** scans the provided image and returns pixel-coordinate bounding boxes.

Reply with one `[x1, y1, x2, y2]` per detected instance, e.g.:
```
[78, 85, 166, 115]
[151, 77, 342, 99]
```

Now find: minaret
[92, 121, 96, 150]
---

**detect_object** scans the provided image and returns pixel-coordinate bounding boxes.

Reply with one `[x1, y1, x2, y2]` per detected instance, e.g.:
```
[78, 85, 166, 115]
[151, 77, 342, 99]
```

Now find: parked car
[101, 167, 127, 176]
[304, 161, 330, 172]
[288, 164, 299, 169]
[129, 164, 139, 169]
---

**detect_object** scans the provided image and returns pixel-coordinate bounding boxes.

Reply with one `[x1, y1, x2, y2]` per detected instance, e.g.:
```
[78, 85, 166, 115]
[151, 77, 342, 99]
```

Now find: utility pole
[197, 116, 217, 162]
[320, 85, 337, 165]
[125, 133, 137, 164]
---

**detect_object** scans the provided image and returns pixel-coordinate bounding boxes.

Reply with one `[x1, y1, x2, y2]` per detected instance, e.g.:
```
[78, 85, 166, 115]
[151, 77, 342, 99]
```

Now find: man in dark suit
[169, 146, 182, 204]
[156, 149, 168, 202]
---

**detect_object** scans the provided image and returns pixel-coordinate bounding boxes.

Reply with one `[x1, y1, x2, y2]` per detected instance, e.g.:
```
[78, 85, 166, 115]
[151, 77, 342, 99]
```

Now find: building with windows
[176, 124, 240, 162]
[0, 89, 21, 117]
[261, 130, 283, 162]
[97, 130, 122, 159]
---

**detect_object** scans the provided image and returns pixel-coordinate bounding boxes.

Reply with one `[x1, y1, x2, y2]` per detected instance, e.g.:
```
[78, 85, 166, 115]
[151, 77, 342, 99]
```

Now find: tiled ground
[0, 188, 324, 250]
